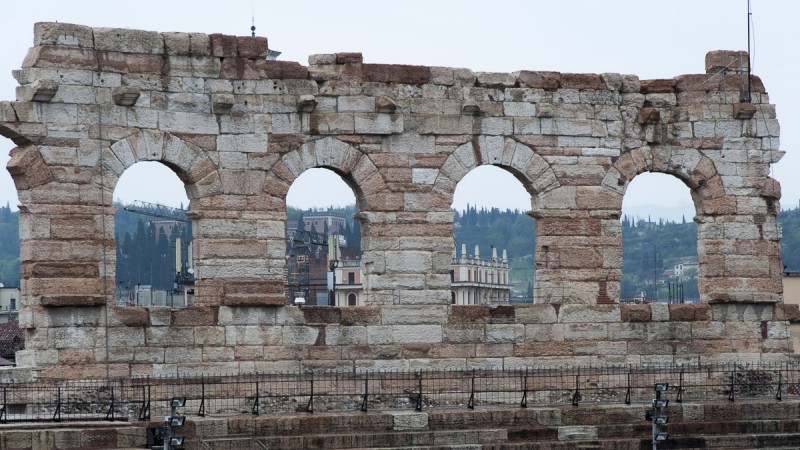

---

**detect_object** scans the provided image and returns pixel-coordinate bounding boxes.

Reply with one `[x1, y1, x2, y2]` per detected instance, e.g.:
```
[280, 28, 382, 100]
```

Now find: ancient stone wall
[0, 23, 792, 378]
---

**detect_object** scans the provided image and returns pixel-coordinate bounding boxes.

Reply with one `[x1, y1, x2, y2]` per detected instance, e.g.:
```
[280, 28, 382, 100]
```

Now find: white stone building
[450, 244, 511, 305]
[0, 285, 20, 323]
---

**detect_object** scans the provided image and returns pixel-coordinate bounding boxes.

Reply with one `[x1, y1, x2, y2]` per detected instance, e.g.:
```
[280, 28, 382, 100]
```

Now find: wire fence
[1, 362, 799, 423]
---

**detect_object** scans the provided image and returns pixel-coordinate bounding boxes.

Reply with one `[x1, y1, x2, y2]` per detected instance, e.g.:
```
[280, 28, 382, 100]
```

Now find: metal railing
[1, 362, 799, 423]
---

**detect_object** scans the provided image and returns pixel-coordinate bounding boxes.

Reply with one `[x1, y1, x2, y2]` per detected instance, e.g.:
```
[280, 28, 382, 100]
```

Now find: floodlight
[654, 415, 668, 425]
[654, 383, 669, 392]
[170, 397, 186, 407]
[655, 431, 669, 442]
[169, 415, 186, 427]
[653, 399, 669, 408]
[170, 435, 185, 446]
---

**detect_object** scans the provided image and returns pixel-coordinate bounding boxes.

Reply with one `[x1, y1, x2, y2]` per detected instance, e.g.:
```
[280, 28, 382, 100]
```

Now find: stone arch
[266, 137, 388, 305]
[440, 138, 545, 303]
[91, 131, 221, 308]
[434, 137, 559, 200]
[265, 136, 383, 210]
[93, 130, 222, 206]
[609, 145, 748, 304]
[605, 146, 729, 217]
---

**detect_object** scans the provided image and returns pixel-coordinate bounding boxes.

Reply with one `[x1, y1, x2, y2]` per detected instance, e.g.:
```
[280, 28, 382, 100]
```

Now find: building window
[348, 272, 355, 285]
[451, 291, 456, 304]
[9, 299, 15, 311]
[348, 293, 357, 306]
[450, 270, 455, 282]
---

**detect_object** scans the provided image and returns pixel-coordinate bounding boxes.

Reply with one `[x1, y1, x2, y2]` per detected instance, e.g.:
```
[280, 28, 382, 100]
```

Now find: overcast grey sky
[1, 0, 797, 219]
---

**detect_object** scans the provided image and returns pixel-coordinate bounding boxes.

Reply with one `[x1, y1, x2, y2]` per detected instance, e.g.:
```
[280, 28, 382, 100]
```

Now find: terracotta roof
[0, 321, 24, 358]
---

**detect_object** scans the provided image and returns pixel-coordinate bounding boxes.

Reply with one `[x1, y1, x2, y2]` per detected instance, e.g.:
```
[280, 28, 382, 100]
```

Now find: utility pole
[653, 244, 658, 302]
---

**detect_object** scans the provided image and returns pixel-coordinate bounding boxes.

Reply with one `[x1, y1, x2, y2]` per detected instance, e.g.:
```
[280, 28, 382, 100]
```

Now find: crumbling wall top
[21, 22, 768, 96]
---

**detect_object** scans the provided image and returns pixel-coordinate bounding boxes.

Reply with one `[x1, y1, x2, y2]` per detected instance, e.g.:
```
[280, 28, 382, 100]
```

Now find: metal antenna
[251, 0, 256, 37]
[745, 0, 752, 102]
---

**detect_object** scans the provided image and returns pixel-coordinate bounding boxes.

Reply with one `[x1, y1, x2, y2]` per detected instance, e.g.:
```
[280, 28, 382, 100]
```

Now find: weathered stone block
[517, 70, 560, 89]
[146, 326, 195, 347]
[363, 64, 431, 84]
[94, 28, 164, 54]
[486, 324, 525, 344]
[282, 326, 320, 345]
[210, 33, 238, 57]
[34, 22, 94, 48]
[620, 304, 651, 322]
[705, 50, 749, 74]
[558, 304, 619, 323]
[354, 113, 403, 134]
[23, 45, 99, 71]
[564, 323, 607, 340]
[237, 36, 268, 58]
[382, 305, 448, 325]
[669, 304, 712, 321]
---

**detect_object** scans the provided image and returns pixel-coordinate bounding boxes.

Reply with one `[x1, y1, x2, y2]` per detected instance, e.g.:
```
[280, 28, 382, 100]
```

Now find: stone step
[347, 446, 483, 450]
[192, 437, 267, 450]
[192, 428, 507, 450]
[186, 406, 800, 450]
[483, 432, 800, 450]
[703, 432, 800, 448]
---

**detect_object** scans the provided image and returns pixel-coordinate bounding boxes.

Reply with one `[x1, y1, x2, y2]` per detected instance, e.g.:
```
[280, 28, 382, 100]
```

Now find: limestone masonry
[0, 23, 793, 378]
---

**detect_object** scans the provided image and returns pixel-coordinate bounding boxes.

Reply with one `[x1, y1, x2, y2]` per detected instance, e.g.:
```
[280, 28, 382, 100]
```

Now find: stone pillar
[533, 185, 622, 304]
[192, 194, 286, 307]
[9, 149, 120, 375]
[697, 212, 783, 303]
[358, 204, 453, 306]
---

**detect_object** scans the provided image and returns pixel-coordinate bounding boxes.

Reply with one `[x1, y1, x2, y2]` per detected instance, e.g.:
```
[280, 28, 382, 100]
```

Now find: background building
[450, 244, 511, 305]
[783, 271, 800, 353]
[301, 213, 347, 234]
[330, 243, 513, 306]
[0, 284, 19, 323]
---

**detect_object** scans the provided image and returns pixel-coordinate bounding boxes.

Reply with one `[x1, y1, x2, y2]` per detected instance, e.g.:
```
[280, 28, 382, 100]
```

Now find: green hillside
[0, 203, 19, 287]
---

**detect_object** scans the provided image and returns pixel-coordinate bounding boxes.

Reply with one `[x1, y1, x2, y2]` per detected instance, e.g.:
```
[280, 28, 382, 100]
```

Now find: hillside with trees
[780, 206, 800, 272]
[621, 215, 698, 301]
[114, 203, 192, 293]
[0, 203, 19, 287]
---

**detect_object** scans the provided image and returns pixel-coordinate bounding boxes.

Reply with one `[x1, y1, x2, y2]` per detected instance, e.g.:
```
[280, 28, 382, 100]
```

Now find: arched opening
[112, 161, 192, 307]
[286, 168, 360, 307]
[621, 172, 698, 303]
[451, 165, 533, 305]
